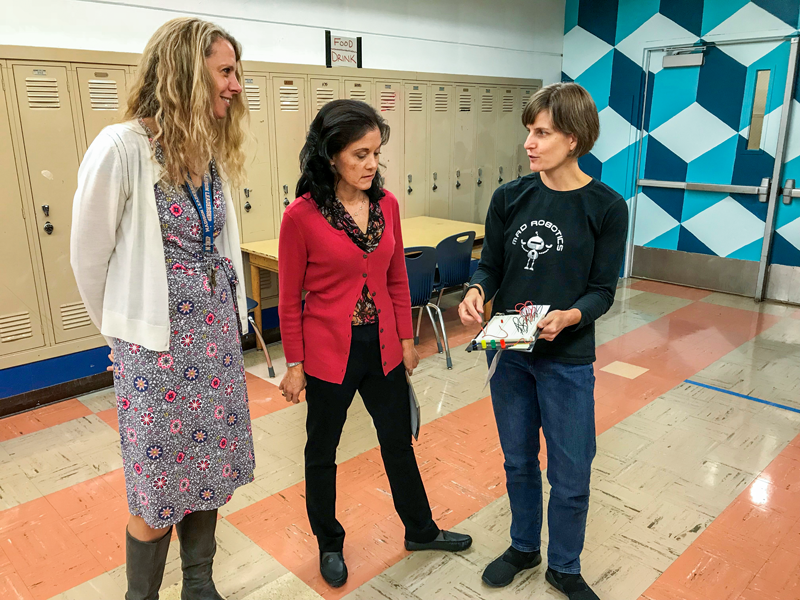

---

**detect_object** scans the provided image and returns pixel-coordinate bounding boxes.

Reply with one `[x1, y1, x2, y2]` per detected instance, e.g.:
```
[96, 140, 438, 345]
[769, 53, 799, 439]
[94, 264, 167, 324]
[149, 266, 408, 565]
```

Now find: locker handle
[498, 166, 504, 184]
[42, 204, 50, 217]
[244, 188, 251, 198]
[477, 168, 482, 186]
[408, 174, 413, 195]
[44, 222, 54, 235]
[456, 180, 461, 189]
[283, 198, 290, 207]
[244, 201, 252, 212]
[432, 172, 438, 192]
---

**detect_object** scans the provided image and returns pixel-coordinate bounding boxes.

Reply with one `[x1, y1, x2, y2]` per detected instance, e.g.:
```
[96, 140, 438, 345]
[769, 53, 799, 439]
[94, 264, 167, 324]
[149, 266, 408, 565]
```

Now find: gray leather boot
[175, 509, 225, 600]
[125, 527, 172, 600]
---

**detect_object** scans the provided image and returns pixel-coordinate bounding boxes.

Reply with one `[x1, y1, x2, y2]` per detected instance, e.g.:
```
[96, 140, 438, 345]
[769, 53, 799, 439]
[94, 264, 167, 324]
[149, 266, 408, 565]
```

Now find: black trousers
[304, 323, 440, 552]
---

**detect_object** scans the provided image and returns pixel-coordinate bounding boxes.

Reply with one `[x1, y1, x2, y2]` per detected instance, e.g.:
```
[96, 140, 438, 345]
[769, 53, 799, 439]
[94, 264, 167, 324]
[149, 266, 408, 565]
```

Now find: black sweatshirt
[470, 173, 629, 364]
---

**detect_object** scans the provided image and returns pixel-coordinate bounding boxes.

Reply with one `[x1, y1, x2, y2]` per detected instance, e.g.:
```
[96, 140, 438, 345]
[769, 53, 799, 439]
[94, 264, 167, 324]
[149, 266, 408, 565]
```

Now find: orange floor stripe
[629, 279, 713, 301]
[0, 399, 93, 442]
[641, 433, 800, 600]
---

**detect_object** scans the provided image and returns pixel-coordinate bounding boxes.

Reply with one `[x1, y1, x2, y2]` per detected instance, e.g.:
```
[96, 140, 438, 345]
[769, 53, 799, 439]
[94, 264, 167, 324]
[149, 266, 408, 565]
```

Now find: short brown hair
[522, 82, 599, 158]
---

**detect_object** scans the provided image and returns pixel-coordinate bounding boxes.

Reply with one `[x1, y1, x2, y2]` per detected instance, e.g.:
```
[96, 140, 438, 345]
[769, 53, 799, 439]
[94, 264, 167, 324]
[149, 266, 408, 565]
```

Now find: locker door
[404, 83, 428, 218]
[517, 87, 536, 180]
[475, 87, 498, 223]
[452, 86, 477, 223]
[12, 63, 97, 343]
[240, 75, 276, 242]
[345, 79, 373, 106]
[495, 87, 521, 193]
[0, 68, 45, 356]
[76, 67, 128, 149]
[310, 77, 340, 117]
[376, 81, 403, 204]
[271, 75, 308, 217]
[428, 85, 454, 219]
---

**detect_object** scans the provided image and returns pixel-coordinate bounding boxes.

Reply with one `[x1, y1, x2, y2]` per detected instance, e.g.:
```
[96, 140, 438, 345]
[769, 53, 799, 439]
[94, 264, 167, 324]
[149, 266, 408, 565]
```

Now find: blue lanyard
[185, 172, 214, 255]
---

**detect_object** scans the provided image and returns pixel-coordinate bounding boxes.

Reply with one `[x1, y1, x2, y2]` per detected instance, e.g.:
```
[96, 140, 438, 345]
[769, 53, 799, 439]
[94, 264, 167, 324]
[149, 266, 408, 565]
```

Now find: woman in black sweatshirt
[459, 82, 628, 600]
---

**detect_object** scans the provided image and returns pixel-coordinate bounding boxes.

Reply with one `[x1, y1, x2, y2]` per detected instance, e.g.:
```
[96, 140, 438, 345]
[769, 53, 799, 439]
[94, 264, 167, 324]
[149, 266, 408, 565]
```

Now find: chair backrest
[404, 246, 438, 308]
[436, 231, 476, 288]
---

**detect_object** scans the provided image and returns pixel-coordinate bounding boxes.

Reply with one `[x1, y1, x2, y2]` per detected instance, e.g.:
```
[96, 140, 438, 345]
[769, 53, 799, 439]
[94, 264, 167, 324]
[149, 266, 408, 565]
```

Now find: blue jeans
[487, 350, 596, 574]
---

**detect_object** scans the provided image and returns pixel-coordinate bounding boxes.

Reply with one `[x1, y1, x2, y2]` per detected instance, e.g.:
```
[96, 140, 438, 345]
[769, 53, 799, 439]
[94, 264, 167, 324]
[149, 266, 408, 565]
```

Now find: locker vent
[61, 301, 92, 331]
[521, 90, 533, 111]
[26, 78, 60, 109]
[434, 92, 449, 112]
[408, 91, 424, 112]
[502, 94, 514, 113]
[279, 86, 300, 111]
[0, 311, 33, 343]
[380, 90, 397, 111]
[348, 89, 368, 101]
[316, 88, 335, 110]
[459, 93, 472, 112]
[245, 84, 261, 111]
[88, 80, 119, 110]
[259, 271, 278, 298]
[481, 94, 494, 113]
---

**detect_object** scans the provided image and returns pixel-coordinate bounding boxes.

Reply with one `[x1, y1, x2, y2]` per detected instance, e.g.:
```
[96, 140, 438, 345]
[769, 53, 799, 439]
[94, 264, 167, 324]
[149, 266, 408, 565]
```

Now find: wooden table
[241, 216, 485, 340]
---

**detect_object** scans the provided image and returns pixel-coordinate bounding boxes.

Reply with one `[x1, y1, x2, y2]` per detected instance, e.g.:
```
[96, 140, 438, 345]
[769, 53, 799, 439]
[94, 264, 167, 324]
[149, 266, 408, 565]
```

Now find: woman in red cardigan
[278, 99, 471, 587]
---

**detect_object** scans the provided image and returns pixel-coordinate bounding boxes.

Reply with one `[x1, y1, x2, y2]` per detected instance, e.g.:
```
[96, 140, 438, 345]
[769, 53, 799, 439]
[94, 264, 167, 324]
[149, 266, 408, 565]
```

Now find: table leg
[250, 264, 263, 350]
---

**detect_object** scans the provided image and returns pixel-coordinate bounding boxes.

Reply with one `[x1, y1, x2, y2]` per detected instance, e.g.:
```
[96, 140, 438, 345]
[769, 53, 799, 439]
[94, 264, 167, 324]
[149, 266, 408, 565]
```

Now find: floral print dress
[112, 125, 255, 527]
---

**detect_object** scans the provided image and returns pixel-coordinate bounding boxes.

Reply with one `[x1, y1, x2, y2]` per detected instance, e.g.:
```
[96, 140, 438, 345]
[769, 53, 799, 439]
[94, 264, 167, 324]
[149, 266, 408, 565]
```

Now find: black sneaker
[319, 551, 348, 588]
[481, 546, 542, 587]
[546, 567, 600, 600]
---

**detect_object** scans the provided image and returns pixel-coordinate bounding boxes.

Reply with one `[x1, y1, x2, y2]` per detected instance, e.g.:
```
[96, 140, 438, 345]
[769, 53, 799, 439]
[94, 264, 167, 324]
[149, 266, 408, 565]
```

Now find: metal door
[629, 37, 799, 299]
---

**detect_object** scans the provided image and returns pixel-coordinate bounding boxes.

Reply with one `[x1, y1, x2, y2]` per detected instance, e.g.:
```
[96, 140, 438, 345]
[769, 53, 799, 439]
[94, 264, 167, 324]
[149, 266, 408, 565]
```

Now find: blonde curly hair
[125, 17, 247, 186]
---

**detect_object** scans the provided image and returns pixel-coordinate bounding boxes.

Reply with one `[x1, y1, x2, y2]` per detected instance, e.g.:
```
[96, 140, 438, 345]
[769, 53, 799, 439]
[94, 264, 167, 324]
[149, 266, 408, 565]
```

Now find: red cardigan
[278, 191, 414, 384]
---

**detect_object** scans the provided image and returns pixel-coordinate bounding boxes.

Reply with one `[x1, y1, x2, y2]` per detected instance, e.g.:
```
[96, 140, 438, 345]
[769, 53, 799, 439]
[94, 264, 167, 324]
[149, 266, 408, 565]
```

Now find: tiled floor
[2, 279, 800, 600]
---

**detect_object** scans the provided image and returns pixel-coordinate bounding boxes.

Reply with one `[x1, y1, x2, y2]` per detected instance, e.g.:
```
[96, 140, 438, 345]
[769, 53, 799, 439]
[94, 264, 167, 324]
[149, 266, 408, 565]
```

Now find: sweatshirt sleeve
[70, 131, 129, 343]
[469, 186, 506, 300]
[570, 198, 629, 328]
[278, 211, 308, 363]
[385, 197, 414, 340]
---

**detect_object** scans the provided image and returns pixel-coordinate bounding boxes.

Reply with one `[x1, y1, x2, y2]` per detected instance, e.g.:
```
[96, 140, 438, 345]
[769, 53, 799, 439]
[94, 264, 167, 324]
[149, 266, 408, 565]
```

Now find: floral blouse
[319, 198, 385, 326]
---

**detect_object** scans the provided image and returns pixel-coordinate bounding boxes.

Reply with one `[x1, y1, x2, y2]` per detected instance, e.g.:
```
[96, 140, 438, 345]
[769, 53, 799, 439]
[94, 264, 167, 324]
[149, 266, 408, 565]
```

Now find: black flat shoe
[320, 551, 348, 588]
[546, 567, 600, 600]
[481, 546, 542, 587]
[404, 530, 473, 552]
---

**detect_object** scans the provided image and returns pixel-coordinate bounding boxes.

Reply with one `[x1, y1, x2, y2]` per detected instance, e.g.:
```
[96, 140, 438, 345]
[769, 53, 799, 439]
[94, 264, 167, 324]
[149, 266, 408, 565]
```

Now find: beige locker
[451, 86, 477, 223]
[345, 79, 373, 106]
[475, 87, 498, 223]
[310, 77, 340, 117]
[375, 81, 403, 203]
[403, 83, 428, 218]
[239, 75, 276, 242]
[12, 63, 97, 343]
[76, 67, 128, 149]
[495, 87, 521, 193]
[517, 86, 536, 179]
[271, 75, 308, 217]
[428, 85, 454, 219]
[0, 68, 45, 356]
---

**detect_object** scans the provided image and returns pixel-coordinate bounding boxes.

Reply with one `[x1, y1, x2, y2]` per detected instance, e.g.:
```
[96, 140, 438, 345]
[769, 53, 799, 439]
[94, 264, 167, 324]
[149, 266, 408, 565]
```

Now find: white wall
[1, 0, 564, 82]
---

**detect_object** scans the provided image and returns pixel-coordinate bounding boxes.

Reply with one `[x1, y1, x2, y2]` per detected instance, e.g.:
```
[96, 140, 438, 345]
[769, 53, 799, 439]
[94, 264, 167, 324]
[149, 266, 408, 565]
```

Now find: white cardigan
[70, 121, 248, 351]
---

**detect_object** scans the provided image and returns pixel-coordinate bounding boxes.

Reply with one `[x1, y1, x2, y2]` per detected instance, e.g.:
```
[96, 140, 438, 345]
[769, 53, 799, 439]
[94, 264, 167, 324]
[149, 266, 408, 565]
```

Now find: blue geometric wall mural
[563, 0, 800, 267]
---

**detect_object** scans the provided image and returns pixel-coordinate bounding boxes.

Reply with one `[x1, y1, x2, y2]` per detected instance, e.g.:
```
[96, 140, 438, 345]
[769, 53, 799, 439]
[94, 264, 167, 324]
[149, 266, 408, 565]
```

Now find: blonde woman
[71, 18, 253, 600]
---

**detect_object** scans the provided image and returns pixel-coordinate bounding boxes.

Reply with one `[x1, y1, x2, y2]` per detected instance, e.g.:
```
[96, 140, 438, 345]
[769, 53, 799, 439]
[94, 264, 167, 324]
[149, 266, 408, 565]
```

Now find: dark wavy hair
[296, 99, 390, 209]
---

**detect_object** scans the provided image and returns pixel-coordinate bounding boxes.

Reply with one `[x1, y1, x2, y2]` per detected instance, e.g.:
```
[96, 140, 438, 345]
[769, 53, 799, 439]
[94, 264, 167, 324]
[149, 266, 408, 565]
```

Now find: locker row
[0, 49, 540, 370]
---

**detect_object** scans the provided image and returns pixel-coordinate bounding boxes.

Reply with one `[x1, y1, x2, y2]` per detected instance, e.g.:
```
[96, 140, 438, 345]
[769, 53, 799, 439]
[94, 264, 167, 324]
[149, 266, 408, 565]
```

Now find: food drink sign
[325, 30, 362, 68]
